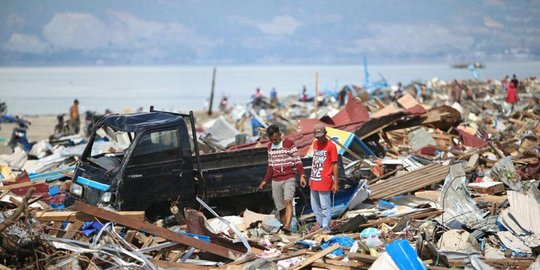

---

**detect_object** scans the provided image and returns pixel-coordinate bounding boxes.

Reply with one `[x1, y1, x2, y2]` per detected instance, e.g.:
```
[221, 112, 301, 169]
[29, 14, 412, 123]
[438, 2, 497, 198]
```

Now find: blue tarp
[321, 235, 355, 257]
[386, 240, 427, 270]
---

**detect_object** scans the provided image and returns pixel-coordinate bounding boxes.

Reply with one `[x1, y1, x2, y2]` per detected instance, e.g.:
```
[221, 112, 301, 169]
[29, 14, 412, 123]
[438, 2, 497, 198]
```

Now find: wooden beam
[0, 180, 46, 190]
[62, 221, 83, 239]
[281, 228, 324, 251]
[311, 262, 350, 270]
[73, 201, 244, 260]
[344, 251, 377, 263]
[35, 210, 146, 222]
[269, 249, 308, 262]
[290, 243, 340, 270]
[373, 97, 386, 108]
[0, 190, 10, 200]
[360, 118, 400, 140]
[151, 259, 211, 270]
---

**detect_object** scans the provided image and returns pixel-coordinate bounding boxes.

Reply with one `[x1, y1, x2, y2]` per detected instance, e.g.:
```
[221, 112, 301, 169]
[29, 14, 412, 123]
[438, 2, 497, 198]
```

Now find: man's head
[74, 99, 79, 105]
[266, 124, 281, 145]
[313, 123, 327, 141]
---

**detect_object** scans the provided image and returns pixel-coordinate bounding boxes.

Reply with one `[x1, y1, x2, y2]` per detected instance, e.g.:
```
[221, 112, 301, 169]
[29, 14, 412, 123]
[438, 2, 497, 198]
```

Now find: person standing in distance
[258, 125, 306, 232]
[69, 99, 80, 134]
[300, 123, 339, 231]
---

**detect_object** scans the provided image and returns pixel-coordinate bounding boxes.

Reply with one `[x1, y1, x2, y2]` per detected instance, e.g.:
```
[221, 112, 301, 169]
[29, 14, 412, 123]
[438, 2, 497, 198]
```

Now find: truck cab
[66, 110, 198, 217]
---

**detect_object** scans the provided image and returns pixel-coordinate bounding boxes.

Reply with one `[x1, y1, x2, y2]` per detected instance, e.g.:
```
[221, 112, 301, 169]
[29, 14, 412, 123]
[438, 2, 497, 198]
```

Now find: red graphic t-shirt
[309, 139, 338, 191]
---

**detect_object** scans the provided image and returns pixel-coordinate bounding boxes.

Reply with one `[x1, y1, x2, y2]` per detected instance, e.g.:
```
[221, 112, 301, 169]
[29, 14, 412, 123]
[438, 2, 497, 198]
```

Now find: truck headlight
[100, 192, 113, 203]
[70, 183, 83, 197]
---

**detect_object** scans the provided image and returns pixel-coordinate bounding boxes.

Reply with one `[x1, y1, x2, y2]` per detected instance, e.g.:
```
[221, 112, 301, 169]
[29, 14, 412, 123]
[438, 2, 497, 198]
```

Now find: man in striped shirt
[258, 125, 306, 232]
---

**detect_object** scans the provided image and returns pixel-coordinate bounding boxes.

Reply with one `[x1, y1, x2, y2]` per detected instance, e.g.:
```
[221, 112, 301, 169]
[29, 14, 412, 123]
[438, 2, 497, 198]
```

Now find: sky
[1, 0, 539, 65]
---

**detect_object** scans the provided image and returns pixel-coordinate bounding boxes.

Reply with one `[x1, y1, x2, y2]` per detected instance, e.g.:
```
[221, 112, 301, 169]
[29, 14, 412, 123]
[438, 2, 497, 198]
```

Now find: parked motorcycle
[7, 116, 34, 152]
[52, 114, 75, 139]
[84, 110, 100, 137]
[0, 101, 6, 116]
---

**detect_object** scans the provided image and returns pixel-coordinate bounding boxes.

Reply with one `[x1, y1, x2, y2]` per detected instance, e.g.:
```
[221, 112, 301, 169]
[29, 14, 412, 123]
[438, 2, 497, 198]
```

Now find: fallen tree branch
[0, 188, 34, 233]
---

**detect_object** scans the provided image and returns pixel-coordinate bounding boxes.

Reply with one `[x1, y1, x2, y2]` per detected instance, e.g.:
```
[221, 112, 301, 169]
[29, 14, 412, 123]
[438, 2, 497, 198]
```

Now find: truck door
[120, 127, 194, 214]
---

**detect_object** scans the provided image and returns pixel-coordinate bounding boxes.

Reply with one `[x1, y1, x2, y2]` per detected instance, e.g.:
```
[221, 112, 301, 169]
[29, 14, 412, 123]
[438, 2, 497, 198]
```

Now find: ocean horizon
[1, 62, 539, 115]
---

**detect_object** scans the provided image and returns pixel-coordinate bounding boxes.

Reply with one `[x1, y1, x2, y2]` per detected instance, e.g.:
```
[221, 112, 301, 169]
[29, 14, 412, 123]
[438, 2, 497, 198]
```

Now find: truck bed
[195, 147, 313, 214]
[197, 147, 269, 198]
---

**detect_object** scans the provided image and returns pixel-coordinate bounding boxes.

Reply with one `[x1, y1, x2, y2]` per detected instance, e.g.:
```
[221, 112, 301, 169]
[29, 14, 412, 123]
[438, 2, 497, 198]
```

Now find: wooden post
[314, 72, 319, 116]
[208, 67, 216, 116]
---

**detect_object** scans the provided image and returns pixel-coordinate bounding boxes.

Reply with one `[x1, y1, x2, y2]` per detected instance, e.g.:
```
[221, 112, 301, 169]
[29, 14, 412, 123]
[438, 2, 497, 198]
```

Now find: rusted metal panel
[370, 164, 449, 200]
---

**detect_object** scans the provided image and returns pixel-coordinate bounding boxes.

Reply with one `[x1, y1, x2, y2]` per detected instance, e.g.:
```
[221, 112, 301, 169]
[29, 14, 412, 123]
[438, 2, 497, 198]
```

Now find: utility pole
[314, 72, 319, 116]
[208, 67, 216, 116]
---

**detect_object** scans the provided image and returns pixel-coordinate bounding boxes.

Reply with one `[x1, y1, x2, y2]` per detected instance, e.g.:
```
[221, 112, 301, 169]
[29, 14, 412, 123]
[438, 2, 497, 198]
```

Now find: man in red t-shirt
[300, 123, 339, 231]
[258, 125, 306, 232]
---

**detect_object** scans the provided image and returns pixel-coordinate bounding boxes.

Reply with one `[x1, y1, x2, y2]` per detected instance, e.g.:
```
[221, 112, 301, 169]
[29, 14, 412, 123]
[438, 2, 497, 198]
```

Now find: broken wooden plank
[321, 258, 369, 268]
[290, 243, 340, 270]
[62, 221, 83, 239]
[48, 222, 63, 236]
[73, 201, 244, 260]
[281, 228, 324, 251]
[373, 97, 387, 109]
[359, 209, 444, 229]
[473, 195, 507, 205]
[344, 252, 377, 264]
[150, 259, 211, 269]
[35, 210, 146, 222]
[311, 261, 351, 270]
[0, 180, 46, 190]
[124, 230, 137, 244]
[0, 190, 10, 200]
[269, 249, 308, 262]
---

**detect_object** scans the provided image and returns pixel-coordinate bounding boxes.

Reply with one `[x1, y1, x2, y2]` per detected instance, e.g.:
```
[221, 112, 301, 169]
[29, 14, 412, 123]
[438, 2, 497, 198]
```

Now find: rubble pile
[1, 77, 540, 269]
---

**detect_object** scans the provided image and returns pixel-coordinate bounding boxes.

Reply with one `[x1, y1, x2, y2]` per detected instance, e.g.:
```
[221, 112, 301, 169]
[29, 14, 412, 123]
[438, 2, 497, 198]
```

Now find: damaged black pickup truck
[65, 108, 313, 218]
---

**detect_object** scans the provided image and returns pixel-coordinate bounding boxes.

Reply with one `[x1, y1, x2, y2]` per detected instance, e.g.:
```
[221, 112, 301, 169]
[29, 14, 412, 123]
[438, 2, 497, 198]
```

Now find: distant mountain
[1, 0, 539, 65]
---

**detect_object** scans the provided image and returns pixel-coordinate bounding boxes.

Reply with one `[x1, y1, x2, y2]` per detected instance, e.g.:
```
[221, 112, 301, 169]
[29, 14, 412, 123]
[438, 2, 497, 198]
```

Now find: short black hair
[266, 124, 280, 136]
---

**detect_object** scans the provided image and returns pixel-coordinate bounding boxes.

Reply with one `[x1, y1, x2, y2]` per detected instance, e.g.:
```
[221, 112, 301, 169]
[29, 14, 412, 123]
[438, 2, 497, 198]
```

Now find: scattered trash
[1, 76, 540, 269]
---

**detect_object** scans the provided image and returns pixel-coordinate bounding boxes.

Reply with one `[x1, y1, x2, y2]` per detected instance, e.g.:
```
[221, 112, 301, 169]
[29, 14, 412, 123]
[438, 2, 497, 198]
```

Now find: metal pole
[208, 67, 216, 116]
[314, 72, 319, 116]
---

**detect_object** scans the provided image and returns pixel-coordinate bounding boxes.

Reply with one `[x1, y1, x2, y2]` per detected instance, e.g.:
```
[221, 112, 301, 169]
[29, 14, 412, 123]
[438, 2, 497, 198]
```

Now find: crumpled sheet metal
[490, 156, 524, 191]
[507, 185, 540, 235]
[438, 163, 484, 229]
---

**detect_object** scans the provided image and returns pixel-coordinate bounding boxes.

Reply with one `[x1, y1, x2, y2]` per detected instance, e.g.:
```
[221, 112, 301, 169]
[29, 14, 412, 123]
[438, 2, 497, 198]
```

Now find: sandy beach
[1, 115, 60, 155]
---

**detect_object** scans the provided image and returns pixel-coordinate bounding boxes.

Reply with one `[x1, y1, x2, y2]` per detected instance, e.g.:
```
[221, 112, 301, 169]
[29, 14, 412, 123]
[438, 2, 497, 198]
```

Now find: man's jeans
[310, 190, 332, 230]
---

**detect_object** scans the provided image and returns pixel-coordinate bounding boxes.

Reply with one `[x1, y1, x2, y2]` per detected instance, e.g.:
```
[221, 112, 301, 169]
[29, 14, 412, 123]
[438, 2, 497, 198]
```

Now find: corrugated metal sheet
[370, 164, 449, 200]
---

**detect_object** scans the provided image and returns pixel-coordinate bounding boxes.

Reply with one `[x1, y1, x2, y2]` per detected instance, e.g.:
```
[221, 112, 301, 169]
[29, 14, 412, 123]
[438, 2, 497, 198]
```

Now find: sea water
[0, 62, 538, 115]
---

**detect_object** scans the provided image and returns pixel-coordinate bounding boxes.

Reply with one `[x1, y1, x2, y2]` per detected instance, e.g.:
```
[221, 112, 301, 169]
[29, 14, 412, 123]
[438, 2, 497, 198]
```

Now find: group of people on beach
[258, 123, 338, 233]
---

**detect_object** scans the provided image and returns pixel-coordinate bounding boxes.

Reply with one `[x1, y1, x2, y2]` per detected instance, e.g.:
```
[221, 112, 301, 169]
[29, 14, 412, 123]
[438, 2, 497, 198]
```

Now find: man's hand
[300, 175, 307, 187]
[332, 182, 340, 193]
[257, 181, 266, 190]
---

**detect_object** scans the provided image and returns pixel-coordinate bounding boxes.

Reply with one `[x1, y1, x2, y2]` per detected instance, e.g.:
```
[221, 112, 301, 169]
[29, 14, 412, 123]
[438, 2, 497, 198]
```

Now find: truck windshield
[90, 126, 133, 157]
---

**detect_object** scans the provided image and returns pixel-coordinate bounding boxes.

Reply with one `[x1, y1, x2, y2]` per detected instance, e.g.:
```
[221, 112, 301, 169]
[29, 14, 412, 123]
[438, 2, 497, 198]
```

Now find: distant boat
[452, 62, 485, 69]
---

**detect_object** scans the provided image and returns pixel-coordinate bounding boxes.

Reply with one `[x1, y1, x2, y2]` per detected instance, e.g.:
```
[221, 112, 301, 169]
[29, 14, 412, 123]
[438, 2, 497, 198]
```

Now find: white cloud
[258, 15, 300, 35]
[344, 24, 474, 56]
[483, 17, 504, 29]
[4, 33, 48, 54]
[41, 11, 213, 56]
[43, 12, 109, 50]
[236, 15, 300, 36]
